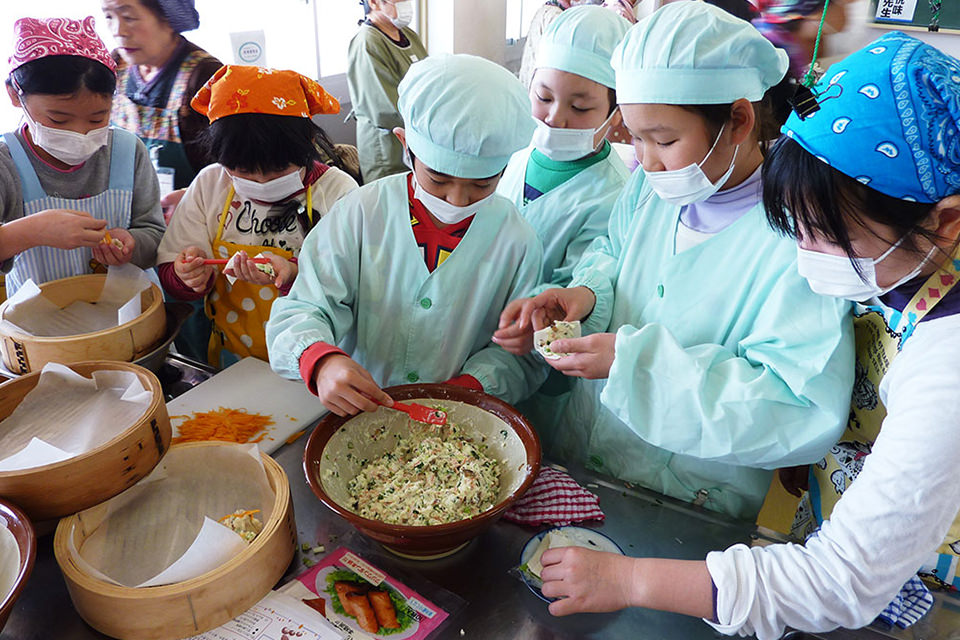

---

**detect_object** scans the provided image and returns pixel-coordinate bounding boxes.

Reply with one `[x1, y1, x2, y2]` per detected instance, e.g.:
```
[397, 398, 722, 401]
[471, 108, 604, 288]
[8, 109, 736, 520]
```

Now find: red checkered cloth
[503, 467, 605, 526]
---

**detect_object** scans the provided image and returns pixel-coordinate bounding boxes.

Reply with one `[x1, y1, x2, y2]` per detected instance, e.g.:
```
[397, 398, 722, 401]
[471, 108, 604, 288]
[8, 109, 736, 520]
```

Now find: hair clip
[789, 84, 821, 120]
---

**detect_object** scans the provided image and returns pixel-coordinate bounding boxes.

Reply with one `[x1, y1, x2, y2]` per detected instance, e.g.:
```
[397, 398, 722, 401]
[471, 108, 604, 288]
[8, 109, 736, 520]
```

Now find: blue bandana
[782, 32, 960, 203]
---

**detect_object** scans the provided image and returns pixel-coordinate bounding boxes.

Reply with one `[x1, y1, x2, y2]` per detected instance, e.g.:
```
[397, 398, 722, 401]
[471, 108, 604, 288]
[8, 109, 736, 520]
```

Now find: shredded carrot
[171, 407, 274, 445]
[285, 429, 306, 445]
[102, 231, 113, 244]
[219, 509, 260, 523]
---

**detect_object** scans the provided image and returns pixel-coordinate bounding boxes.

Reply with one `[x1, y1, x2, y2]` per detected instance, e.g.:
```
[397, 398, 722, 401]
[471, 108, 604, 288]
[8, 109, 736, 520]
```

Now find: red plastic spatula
[382, 400, 447, 426]
[202, 258, 272, 265]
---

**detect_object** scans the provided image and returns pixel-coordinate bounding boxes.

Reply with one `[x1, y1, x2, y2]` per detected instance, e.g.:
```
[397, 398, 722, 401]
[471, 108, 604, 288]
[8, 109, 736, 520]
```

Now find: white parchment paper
[70, 443, 275, 588]
[0, 363, 152, 471]
[1, 264, 152, 337]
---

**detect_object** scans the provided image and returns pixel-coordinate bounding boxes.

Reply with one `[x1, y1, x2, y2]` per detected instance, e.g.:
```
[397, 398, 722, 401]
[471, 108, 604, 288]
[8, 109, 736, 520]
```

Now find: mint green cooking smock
[266, 173, 548, 404]
[498, 143, 629, 287]
[551, 170, 855, 520]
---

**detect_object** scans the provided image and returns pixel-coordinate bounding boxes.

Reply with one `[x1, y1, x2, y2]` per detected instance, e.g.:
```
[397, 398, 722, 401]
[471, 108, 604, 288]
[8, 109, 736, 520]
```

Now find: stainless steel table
[3, 421, 959, 640]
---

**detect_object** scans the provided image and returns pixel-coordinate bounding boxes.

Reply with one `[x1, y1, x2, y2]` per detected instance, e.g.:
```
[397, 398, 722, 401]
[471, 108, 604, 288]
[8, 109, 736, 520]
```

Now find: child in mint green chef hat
[535, 30, 960, 640]
[498, 0, 854, 522]
[495, 4, 632, 452]
[498, 5, 631, 288]
[266, 54, 547, 416]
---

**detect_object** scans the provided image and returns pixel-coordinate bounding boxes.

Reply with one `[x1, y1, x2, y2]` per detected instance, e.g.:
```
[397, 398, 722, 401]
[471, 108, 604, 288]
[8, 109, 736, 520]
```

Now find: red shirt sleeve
[298, 342, 349, 395]
[157, 262, 214, 301]
[444, 374, 483, 392]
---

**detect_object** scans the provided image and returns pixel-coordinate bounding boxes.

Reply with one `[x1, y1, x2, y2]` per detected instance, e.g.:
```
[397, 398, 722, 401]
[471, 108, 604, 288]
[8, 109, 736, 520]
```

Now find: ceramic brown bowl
[304, 384, 541, 559]
[0, 498, 36, 632]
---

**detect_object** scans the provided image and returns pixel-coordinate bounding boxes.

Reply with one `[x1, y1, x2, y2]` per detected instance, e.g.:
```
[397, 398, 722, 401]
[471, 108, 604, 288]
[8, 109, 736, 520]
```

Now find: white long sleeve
[706, 313, 960, 639]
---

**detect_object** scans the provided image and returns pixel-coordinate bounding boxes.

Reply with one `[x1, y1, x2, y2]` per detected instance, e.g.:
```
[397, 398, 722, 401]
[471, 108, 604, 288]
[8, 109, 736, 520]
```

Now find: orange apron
[205, 185, 311, 366]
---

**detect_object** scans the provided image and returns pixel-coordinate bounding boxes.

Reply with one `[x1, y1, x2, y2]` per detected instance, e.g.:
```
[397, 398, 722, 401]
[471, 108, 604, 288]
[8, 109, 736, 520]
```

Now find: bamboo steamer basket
[0, 274, 166, 374]
[0, 362, 170, 522]
[54, 442, 296, 640]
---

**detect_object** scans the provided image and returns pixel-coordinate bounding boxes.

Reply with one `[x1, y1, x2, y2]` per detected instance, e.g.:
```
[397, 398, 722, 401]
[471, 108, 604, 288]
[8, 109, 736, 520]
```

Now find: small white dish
[518, 525, 623, 602]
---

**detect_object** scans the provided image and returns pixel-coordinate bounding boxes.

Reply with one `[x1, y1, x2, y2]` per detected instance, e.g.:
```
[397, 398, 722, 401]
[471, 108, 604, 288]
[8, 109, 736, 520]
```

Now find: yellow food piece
[101, 231, 124, 250]
[219, 509, 263, 543]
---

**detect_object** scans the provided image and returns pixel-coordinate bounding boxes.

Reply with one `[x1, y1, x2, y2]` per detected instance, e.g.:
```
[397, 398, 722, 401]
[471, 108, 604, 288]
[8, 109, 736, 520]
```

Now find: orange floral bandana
[191, 65, 340, 122]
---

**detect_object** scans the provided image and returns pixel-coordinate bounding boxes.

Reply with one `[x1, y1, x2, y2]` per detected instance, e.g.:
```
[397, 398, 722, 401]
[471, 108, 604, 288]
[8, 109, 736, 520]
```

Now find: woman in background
[347, 0, 427, 182]
[103, 0, 220, 197]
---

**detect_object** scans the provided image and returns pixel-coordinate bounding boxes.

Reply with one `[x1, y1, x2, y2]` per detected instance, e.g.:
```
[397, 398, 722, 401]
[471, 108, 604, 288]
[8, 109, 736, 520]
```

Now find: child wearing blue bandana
[531, 31, 960, 640]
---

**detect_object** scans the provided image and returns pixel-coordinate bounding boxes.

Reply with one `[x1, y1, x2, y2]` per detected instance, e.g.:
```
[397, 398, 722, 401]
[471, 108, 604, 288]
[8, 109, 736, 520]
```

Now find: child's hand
[545, 332, 616, 379]
[540, 547, 638, 616]
[226, 250, 274, 286]
[267, 253, 297, 289]
[226, 251, 297, 289]
[493, 297, 535, 354]
[314, 354, 393, 417]
[493, 287, 596, 355]
[91, 228, 135, 266]
[174, 246, 214, 293]
[34, 208, 107, 250]
[778, 464, 811, 498]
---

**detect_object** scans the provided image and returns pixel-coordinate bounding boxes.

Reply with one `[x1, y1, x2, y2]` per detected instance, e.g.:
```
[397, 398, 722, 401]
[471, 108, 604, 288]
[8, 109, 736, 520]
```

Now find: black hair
[408, 148, 504, 181]
[607, 87, 617, 117]
[6, 55, 116, 96]
[704, 0, 758, 22]
[762, 135, 940, 263]
[680, 75, 796, 156]
[203, 113, 345, 175]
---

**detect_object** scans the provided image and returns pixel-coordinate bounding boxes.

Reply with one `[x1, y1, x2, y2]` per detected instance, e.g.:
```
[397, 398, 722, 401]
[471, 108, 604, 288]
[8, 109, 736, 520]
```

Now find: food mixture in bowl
[347, 423, 502, 526]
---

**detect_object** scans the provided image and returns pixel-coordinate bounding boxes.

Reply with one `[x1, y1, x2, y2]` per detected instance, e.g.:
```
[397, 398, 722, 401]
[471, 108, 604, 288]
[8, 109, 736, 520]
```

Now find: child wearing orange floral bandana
[156, 65, 358, 366]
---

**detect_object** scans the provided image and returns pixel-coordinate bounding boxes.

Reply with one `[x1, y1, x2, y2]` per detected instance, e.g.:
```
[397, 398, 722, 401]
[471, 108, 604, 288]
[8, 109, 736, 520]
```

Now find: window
[506, 0, 552, 43]
[0, 0, 419, 131]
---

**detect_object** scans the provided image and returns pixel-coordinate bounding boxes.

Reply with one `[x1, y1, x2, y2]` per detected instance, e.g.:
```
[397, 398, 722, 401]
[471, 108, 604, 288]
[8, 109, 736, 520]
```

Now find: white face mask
[231, 168, 304, 203]
[22, 108, 109, 166]
[642, 124, 738, 207]
[531, 108, 617, 162]
[390, 0, 414, 28]
[412, 171, 496, 224]
[796, 238, 936, 302]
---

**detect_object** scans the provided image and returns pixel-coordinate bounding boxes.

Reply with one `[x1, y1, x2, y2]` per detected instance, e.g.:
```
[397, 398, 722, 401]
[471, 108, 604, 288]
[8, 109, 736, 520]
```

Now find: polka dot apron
[205, 185, 305, 366]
